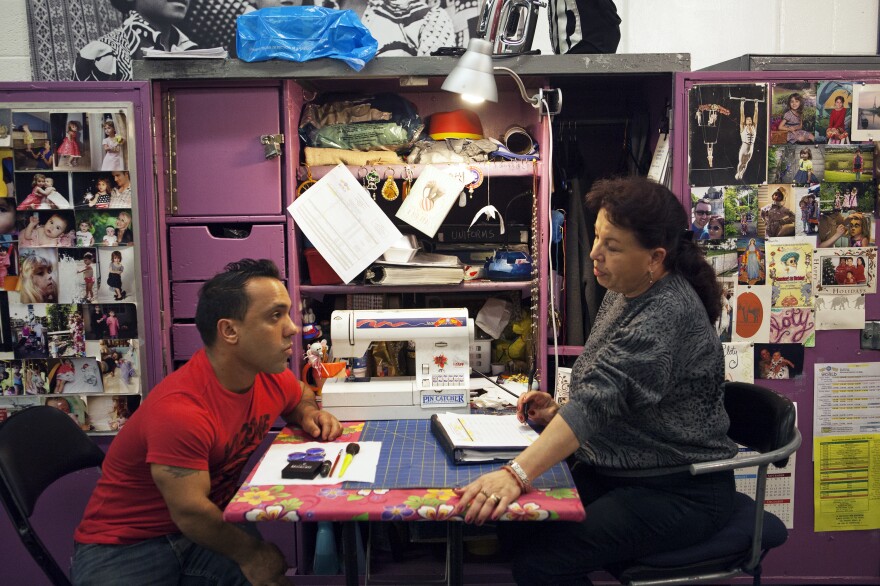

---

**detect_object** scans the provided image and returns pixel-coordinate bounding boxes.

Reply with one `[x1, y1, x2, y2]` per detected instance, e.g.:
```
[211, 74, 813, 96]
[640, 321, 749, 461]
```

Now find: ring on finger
[489, 493, 501, 505]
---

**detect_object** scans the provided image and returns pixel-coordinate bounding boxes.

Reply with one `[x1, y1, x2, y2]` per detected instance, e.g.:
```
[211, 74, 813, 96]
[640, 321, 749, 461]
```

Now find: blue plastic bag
[236, 7, 378, 71]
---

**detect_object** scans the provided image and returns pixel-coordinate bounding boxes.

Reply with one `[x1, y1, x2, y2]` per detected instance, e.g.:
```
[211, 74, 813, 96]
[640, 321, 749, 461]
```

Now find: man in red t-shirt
[71, 259, 342, 586]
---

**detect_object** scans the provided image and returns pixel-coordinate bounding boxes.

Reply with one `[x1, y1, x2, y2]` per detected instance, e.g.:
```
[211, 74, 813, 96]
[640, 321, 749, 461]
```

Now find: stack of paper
[431, 413, 538, 463]
[142, 47, 229, 59]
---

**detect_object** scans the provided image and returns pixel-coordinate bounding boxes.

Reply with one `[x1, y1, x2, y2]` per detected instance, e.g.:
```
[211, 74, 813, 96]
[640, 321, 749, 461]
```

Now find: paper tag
[420, 389, 468, 409]
[555, 367, 572, 405]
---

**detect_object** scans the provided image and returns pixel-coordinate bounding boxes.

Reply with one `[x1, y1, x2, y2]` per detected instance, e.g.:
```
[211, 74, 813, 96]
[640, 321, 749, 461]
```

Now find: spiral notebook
[430, 413, 538, 464]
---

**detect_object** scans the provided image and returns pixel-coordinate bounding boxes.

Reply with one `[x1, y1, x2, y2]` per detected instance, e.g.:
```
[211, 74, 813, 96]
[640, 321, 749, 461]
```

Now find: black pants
[498, 463, 735, 585]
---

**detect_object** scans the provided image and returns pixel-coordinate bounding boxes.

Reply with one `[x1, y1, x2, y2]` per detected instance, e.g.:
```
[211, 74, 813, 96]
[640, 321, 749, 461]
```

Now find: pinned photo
[754, 344, 804, 379]
[688, 83, 768, 186]
[51, 113, 91, 170]
[851, 83, 880, 141]
[770, 83, 818, 145]
[11, 112, 52, 171]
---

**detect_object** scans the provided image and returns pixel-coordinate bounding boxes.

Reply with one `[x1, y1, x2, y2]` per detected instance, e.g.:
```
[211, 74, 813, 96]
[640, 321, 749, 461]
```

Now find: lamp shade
[441, 38, 498, 104]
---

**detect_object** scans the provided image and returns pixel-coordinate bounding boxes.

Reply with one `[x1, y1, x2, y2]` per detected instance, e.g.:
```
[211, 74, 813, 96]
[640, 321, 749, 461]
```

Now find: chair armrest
[689, 427, 801, 476]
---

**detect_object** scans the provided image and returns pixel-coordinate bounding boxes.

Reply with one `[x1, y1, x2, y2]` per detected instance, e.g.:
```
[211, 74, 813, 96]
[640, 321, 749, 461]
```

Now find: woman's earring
[648, 268, 654, 285]
[381, 168, 399, 201]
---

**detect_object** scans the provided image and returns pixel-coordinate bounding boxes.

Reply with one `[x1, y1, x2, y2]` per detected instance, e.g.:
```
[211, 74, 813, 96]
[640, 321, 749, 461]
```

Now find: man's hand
[238, 540, 290, 586]
[300, 409, 342, 441]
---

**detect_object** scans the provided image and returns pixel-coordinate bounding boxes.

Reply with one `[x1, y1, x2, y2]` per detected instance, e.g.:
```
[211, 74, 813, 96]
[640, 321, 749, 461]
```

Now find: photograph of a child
[51, 113, 91, 170]
[13, 172, 71, 211]
[688, 83, 768, 187]
[58, 247, 99, 304]
[815, 248, 877, 295]
[16, 210, 75, 248]
[754, 344, 804, 379]
[43, 394, 89, 431]
[97, 246, 134, 302]
[9, 297, 48, 359]
[11, 112, 53, 171]
[815, 82, 853, 145]
[99, 338, 140, 394]
[818, 209, 873, 249]
[91, 113, 128, 172]
[85, 394, 140, 432]
[0, 360, 22, 395]
[770, 84, 818, 145]
[22, 359, 49, 394]
[77, 209, 135, 248]
[84, 302, 138, 340]
[821, 145, 873, 183]
[47, 356, 103, 395]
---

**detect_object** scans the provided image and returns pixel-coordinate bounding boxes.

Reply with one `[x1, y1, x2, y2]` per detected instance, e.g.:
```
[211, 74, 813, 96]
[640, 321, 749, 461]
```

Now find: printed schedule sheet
[813, 363, 880, 531]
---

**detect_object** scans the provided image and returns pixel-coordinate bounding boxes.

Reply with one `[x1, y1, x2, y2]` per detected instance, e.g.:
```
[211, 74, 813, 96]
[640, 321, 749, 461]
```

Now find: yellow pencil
[458, 418, 475, 442]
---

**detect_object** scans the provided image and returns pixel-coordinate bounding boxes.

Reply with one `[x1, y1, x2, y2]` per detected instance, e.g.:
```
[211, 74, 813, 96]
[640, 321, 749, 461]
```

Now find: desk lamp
[440, 38, 562, 116]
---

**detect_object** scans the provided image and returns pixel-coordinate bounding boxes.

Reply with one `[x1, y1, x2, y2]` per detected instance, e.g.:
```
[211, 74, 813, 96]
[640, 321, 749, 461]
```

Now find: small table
[223, 421, 585, 585]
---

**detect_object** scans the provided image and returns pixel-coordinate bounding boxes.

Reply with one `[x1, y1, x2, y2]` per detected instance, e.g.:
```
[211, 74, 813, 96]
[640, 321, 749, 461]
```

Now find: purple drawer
[171, 324, 202, 361]
[171, 282, 203, 319]
[169, 224, 286, 281]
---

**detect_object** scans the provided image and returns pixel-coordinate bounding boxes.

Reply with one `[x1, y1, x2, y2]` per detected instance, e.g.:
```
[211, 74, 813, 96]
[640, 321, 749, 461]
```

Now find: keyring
[381, 167, 399, 201]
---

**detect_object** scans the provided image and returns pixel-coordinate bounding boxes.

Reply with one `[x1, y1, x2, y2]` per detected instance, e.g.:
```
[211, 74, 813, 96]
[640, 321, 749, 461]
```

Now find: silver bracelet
[506, 459, 533, 492]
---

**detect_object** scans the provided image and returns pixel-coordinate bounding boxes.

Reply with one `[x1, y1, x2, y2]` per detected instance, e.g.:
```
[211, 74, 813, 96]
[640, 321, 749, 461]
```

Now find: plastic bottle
[313, 521, 339, 575]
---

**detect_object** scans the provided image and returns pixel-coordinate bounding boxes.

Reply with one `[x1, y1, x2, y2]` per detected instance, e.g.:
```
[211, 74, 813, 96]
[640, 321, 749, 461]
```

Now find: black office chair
[608, 381, 802, 586]
[0, 406, 105, 586]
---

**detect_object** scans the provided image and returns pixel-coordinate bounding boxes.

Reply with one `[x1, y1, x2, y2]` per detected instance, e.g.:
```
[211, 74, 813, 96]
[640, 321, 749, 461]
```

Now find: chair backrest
[723, 381, 797, 467]
[0, 405, 105, 585]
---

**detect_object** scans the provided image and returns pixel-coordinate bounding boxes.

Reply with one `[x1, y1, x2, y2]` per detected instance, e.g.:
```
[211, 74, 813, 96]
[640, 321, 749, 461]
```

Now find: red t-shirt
[74, 349, 302, 544]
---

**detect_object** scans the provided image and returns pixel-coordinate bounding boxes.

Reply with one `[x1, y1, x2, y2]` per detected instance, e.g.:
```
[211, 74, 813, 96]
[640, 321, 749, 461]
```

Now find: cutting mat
[343, 419, 575, 490]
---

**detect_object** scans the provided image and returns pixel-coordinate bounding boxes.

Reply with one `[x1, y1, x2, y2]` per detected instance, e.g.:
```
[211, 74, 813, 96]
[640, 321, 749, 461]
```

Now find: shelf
[552, 345, 584, 357]
[300, 160, 538, 180]
[300, 280, 532, 297]
[133, 54, 690, 84]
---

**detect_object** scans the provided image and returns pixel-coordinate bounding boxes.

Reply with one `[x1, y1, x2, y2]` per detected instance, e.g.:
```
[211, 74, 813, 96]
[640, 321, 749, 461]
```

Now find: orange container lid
[429, 109, 484, 140]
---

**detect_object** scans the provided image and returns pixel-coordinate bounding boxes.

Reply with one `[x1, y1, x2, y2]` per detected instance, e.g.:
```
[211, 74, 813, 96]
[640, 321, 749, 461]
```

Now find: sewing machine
[321, 308, 473, 420]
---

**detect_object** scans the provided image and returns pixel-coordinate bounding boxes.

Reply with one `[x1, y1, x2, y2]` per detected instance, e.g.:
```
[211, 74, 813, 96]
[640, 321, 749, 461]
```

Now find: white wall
[0, 0, 32, 81]
[0, 0, 877, 81]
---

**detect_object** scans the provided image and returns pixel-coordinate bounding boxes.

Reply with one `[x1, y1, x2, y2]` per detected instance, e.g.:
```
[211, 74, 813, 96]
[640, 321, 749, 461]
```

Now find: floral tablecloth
[223, 422, 586, 524]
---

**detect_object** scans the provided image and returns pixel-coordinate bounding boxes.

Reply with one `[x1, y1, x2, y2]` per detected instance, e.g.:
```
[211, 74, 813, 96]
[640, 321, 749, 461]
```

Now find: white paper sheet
[288, 164, 402, 284]
[247, 441, 381, 486]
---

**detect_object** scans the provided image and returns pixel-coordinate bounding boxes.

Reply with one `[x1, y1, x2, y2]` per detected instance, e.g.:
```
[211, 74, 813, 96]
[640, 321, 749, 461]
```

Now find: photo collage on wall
[0, 107, 141, 433]
[688, 81, 878, 383]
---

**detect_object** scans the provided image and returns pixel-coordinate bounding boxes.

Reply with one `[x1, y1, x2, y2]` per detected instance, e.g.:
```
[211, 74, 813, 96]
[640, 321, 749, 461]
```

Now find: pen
[458, 417, 475, 441]
[329, 448, 344, 477]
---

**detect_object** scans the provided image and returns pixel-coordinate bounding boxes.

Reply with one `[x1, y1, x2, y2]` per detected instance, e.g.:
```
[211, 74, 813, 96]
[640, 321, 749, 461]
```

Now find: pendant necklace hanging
[381, 168, 399, 201]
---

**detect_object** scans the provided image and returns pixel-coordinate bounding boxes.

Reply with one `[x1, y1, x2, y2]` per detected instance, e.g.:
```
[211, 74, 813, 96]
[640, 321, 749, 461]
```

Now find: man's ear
[216, 318, 239, 345]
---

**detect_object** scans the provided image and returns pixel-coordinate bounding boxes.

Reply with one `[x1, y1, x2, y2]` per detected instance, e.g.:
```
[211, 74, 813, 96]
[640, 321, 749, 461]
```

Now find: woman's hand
[517, 390, 559, 425]
[453, 469, 522, 525]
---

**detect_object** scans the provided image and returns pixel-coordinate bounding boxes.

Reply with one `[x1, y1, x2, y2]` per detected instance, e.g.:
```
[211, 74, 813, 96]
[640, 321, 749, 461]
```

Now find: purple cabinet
[170, 86, 283, 217]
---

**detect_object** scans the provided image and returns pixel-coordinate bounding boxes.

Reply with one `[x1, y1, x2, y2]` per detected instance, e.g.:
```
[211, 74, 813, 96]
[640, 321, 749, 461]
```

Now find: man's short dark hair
[195, 259, 282, 347]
